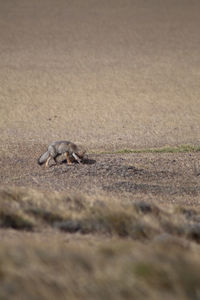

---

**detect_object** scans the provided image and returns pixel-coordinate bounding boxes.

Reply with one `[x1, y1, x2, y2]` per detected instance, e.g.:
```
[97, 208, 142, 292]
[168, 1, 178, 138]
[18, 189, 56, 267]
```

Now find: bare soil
[1, 141, 200, 207]
[0, 0, 200, 207]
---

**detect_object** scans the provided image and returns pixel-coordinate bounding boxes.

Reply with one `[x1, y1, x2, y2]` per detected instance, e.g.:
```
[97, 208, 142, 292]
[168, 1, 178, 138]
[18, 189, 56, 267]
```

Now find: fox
[38, 141, 85, 167]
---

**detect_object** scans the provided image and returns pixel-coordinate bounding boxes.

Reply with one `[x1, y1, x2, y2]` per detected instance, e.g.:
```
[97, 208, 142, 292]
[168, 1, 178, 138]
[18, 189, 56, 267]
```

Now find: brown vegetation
[1, 187, 200, 242]
[1, 187, 200, 299]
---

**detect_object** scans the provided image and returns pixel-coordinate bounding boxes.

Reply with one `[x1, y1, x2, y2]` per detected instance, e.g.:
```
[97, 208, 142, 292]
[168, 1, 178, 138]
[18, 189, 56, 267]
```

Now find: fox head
[76, 150, 86, 159]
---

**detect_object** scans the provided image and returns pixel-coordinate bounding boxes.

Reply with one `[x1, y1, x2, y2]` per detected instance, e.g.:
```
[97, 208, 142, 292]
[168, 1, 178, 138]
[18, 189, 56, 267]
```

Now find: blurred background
[1, 0, 200, 150]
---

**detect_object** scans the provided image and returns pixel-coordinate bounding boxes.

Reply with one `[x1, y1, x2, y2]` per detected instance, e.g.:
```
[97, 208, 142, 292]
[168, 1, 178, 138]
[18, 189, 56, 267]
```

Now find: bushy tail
[38, 151, 50, 165]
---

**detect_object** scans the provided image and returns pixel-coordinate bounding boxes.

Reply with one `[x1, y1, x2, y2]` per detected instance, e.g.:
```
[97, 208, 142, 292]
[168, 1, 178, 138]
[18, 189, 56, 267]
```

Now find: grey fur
[38, 141, 85, 167]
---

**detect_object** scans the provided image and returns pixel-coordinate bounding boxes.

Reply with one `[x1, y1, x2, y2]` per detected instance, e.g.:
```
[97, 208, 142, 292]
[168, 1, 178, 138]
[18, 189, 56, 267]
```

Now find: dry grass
[0, 187, 200, 299]
[1, 186, 200, 243]
[0, 237, 200, 300]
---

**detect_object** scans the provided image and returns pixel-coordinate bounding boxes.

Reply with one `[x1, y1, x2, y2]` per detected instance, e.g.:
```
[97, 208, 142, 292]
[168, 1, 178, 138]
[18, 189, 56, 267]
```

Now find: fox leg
[66, 152, 72, 165]
[47, 146, 58, 167]
[72, 152, 81, 163]
[54, 155, 60, 165]
[45, 156, 51, 168]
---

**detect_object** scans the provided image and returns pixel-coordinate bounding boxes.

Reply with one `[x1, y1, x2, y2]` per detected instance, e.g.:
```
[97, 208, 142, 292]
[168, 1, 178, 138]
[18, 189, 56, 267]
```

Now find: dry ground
[1, 141, 200, 207]
[1, 0, 200, 299]
[1, 0, 200, 150]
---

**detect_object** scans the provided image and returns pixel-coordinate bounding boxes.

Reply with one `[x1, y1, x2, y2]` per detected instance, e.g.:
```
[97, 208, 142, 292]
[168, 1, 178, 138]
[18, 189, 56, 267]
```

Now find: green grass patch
[93, 144, 200, 155]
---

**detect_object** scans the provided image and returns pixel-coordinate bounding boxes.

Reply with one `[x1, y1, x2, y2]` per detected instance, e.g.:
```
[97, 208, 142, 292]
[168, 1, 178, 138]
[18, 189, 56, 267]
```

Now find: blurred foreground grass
[0, 186, 200, 299]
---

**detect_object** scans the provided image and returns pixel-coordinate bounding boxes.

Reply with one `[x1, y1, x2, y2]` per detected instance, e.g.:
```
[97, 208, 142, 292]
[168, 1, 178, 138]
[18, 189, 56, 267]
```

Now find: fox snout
[72, 150, 86, 164]
[77, 150, 86, 159]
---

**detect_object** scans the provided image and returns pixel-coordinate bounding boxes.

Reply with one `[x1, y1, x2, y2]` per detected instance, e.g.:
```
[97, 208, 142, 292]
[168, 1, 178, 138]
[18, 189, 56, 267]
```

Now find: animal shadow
[81, 158, 96, 165]
[60, 158, 96, 165]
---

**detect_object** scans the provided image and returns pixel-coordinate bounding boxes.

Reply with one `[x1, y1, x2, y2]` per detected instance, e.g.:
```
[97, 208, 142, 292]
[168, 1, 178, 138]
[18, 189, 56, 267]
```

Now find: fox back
[50, 141, 85, 158]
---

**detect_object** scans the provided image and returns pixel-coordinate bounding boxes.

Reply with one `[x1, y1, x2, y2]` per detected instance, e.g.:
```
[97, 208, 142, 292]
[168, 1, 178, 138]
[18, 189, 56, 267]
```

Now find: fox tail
[38, 151, 50, 165]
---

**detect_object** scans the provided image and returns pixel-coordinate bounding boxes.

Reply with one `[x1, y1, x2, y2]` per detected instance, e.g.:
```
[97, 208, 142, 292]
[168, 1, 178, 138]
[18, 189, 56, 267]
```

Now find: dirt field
[1, 0, 200, 201]
[1, 0, 200, 150]
[1, 141, 200, 207]
[0, 0, 200, 299]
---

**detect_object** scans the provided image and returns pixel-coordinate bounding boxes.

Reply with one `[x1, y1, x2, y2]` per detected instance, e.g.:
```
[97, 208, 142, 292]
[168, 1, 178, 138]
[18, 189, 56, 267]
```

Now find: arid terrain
[1, 0, 200, 299]
[1, 141, 200, 207]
